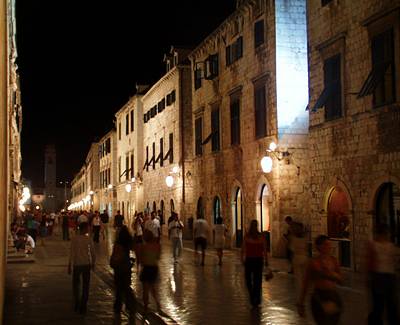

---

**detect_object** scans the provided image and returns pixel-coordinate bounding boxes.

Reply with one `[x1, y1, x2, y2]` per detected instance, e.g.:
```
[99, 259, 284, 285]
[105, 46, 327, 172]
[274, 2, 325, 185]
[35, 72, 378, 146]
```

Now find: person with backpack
[110, 225, 136, 318]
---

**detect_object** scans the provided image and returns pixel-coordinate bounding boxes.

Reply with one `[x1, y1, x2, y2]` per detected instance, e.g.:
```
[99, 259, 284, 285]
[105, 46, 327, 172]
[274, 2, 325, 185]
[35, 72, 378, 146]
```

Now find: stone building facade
[188, 0, 309, 253]
[84, 142, 100, 211]
[115, 85, 147, 227]
[308, 0, 400, 270]
[141, 47, 193, 228]
[98, 130, 117, 218]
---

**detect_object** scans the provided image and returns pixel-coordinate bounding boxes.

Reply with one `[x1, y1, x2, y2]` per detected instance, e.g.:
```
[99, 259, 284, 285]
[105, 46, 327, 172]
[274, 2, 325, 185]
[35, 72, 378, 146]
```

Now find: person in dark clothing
[111, 225, 136, 318]
[62, 213, 70, 241]
[241, 219, 268, 308]
[113, 210, 124, 229]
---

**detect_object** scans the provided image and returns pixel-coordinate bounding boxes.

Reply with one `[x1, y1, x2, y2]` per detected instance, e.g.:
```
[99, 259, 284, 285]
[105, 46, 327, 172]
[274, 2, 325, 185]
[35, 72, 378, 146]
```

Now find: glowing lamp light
[35, 205, 40, 210]
[165, 175, 174, 187]
[131, 177, 136, 182]
[89, 190, 94, 195]
[107, 184, 113, 189]
[19, 204, 26, 212]
[125, 184, 132, 193]
[261, 156, 273, 173]
[172, 166, 180, 174]
[269, 141, 277, 152]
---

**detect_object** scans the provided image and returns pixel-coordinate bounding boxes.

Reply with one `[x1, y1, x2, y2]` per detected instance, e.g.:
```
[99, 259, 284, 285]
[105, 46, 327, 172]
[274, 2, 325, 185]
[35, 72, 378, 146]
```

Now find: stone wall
[307, 0, 400, 270]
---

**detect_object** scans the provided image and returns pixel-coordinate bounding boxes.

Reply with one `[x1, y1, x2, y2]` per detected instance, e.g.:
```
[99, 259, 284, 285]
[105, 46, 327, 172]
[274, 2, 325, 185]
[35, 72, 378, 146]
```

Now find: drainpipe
[179, 67, 185, 205]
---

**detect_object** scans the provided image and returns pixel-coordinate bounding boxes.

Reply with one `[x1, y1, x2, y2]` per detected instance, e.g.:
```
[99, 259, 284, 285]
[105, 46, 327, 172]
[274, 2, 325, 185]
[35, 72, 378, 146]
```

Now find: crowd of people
[12, 208, 399, 324]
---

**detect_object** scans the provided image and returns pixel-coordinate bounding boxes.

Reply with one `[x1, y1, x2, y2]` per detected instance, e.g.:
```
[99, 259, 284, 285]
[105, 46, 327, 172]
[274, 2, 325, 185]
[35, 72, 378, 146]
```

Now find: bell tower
[44, 144, 56, 212]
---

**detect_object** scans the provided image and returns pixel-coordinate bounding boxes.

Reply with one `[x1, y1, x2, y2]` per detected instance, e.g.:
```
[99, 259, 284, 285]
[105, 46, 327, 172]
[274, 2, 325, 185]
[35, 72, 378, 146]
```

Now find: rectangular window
[106, 138, 111, 154]
[144, 113, 148, 123]
[321, 0, 333, 6]
[324, 54, 342, 120]
[125, 114, 129, 135]
[160, 138, 164, 167]
[166, 93, 171, 106]
[234, 36, 243, 60]
[195, 117, 203, 156]
[130, 110, 134, 132]
[254, 20, 265, 48]
[152, 142, 156, 170]
[194, 69, 202, 90]
[146, 146, 149, 172]
[206, 54, 219, 79]
[130, 153, 134, 179]
[125, 156, 129, 180]
[118, 156, 121, 183]
[118, 122, 121, 140]
[226, 45, 232, 66]
[372, 29, 395, 107]
[254, 84, 267, 138]
[169, 133, 174, 163]
[158, 98, 166, 113]
[230, 97, 241, 145]
[211, 109, 220, 152]
[171, 90, 176, 103]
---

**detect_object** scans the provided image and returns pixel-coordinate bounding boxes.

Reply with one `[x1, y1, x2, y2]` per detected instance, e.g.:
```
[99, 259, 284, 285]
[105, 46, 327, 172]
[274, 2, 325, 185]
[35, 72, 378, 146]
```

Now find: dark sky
[16, 0, 237, 187]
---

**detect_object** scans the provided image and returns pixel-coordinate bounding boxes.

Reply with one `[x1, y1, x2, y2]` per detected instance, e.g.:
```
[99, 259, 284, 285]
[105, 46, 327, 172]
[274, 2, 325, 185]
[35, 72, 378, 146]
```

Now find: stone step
[7, 256, 35, 264]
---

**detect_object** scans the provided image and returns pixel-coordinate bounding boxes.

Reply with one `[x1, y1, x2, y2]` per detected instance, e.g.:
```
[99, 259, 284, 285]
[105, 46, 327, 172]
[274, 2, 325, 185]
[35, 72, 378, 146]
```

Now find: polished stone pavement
[4, 225, 386, 325]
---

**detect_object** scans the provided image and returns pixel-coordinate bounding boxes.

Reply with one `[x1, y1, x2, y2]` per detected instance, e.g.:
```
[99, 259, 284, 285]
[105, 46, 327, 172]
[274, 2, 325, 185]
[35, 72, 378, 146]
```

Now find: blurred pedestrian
[110, 225, 136, 318]
[193, 215, 209, 266]
[366, 223, 399, 325]
[297, 235, 343, 324]
[62, 212, 70, 241]
[68, 222, 96, 315]
[138, 230, 161, 313]
[100, 209, 109, 240]
[213, 216, 227, 265]
[291, 223, 309, 302]
[132, 212, 144, 272]
[91, 211, 102, 243]
[145, 211, 161, 243]
[241, 219, 268, 308]
[168, 212, 184, 263]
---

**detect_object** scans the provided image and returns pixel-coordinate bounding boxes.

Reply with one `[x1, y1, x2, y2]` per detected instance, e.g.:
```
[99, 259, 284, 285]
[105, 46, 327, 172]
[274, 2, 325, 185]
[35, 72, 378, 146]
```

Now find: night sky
[16, 0, 237, 188]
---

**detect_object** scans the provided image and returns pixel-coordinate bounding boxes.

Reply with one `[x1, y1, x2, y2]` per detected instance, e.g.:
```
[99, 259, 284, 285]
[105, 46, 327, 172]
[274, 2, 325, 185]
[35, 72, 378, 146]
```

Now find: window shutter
[211, 109, 220, 151]
[195, 117, 203, 156]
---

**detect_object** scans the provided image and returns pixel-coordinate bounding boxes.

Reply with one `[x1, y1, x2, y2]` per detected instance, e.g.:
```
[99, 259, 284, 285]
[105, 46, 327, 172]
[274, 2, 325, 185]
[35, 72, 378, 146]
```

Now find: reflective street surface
[5, 225, 371, 325]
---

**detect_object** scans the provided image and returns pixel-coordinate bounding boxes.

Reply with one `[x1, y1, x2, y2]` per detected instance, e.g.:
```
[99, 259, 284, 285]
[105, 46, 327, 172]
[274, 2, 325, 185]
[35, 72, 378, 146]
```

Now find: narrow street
[5, 224, 371, 325]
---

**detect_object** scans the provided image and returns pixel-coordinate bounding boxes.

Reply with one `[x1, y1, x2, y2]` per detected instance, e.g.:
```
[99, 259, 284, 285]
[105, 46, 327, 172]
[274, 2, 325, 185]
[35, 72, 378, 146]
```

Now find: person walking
[138, 230, 161, 313]
[241, 219, 268, 308]
[68, 222, 96, 315]
[213, 216, 227, 265]
[91, 211, 102, 243]
[110, 225, 136, 318]
[193, 215, 210, 266]
[145, 211, 161, 243]
[366, 223, 399, 325]
[297, 235, 343, 324]
[168, 212, 184, 263]
[291, 223, 309, 303]
[100, 209, 109, 239]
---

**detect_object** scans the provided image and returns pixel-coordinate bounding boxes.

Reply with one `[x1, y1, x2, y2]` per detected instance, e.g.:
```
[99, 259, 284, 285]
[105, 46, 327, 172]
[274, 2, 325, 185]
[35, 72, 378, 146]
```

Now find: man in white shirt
[193, 216, 209, 266]
[25, 234, 35, 254]
[146, 211, 161, 243]
[78, 211, 88, 224]
[168, 212, 184, 263]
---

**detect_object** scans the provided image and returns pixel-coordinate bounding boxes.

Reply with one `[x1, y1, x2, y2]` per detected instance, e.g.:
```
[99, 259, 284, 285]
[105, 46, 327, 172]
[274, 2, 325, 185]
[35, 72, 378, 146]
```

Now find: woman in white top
[213, 217, 227, 265]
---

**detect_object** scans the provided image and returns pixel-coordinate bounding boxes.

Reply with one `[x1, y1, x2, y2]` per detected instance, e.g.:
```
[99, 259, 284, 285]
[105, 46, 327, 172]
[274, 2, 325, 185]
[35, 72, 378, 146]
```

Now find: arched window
[376, 182, 400, 245]
[153, 201, 157, 212]
[213, 196, 221, 224]
[170, 199, 175, 212]
[197, 197, 204, 219]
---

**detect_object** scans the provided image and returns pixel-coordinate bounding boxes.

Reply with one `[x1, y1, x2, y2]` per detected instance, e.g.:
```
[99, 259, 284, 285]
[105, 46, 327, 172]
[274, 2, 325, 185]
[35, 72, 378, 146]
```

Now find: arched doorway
[213, 196, 221, 224]
[153, 201, 156, 213]
[170, 199, 175, 213]
[233, 188, 243, 247]
[259, 184, 271, 251]
[197, 197, 204, 219]
[122, 201, 125, 216]
[375, 182, 400, 245]
[327, 186, 351, 267]
[160, 200, 165, 223]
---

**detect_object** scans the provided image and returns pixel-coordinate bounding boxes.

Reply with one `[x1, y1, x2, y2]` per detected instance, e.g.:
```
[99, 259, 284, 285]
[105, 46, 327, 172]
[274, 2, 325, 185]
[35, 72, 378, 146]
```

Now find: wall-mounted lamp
[107, 184, 113, 190]
[260, 141, 292, 173]
[125, 184, 132, 193]
[165, 166, 181, 187]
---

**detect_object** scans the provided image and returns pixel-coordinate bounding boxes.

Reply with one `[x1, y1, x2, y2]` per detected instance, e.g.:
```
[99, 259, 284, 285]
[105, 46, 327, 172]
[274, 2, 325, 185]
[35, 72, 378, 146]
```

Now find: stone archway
[255, 176, 273, 252]
[231, 181, 244, 248]
[322, 179, 353, 268]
